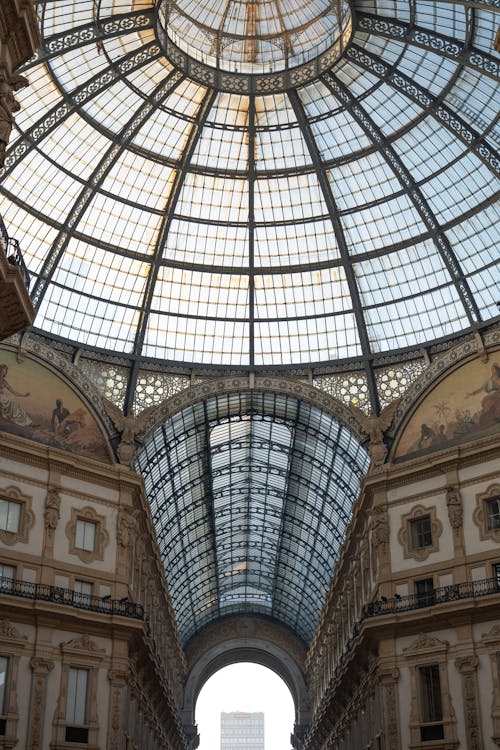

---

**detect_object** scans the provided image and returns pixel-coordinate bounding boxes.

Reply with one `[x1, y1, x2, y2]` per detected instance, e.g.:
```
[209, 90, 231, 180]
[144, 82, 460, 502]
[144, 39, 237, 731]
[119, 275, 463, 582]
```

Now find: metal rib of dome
[136, 392, 370, 645]
[0, 0, 498, 371]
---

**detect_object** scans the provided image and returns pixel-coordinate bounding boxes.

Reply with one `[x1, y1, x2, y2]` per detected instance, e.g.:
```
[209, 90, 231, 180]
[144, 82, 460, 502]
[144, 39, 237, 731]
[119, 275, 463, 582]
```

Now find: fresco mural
[394, 356, 500, 460]
[0, 348, 111, 462]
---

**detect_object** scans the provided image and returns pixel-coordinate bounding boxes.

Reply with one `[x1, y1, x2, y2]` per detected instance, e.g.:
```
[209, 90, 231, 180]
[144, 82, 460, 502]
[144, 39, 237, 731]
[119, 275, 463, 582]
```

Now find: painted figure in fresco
[466, 362, 500, 428]
[50, 399, 70, 432]
[417, 423, 435, 450]
[57, 407, 87, 436]
[0, 364, 32, 426]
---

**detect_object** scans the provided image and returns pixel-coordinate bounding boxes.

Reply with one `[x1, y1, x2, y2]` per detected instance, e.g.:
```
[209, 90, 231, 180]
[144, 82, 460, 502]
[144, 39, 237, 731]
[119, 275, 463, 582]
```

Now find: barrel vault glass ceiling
[136, 392, 370, 645]
[0, 0, 498, 374]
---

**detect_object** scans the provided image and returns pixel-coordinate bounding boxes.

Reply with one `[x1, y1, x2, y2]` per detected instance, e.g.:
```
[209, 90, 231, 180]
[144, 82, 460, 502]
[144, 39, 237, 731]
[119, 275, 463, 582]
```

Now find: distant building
[220, 711, 265, 750]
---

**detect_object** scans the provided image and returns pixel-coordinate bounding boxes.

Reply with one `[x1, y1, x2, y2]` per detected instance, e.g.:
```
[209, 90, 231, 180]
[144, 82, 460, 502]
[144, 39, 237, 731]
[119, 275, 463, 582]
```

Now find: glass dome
[0, 0, 498, 371]
[158, 0, 352, 74]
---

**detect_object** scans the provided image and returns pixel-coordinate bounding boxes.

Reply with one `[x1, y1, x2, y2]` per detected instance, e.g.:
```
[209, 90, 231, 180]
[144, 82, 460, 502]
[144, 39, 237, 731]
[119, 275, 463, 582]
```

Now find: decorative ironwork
[0, 575, 145, 619]
[133, 369, 190, 414]
[361, 577, 500, 619]
[0, 215, 30, 289]
[375, 361, 427, 409]
[1, 43, 162, 180]
[313, 372, 371, 414]
[345, 44, 500, 177]
[22, 11, 155, 71]
[156, 15, 352, 94]
[356, 13, 499, 80]
[79, 359, 130, 410]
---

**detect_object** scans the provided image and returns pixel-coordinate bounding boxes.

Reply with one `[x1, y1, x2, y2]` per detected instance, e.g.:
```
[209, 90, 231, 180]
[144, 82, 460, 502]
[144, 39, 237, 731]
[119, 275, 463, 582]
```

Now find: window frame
[410, 515, 433, 550]
[66, 507, 109, 564]
[0, 486, 34, 546]
[398, 504, 442, 562]
[473, 485, 500, 543]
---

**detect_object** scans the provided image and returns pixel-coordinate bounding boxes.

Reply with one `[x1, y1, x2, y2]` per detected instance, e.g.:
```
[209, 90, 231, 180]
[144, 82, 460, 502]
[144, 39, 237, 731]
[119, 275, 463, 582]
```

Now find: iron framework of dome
[0, 0, 499, 649]
[0, 0, 497, 400]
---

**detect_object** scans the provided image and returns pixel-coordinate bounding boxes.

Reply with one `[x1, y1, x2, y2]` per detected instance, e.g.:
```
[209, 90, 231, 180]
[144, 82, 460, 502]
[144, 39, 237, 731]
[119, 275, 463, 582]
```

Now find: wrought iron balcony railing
[0, 215, 30, 290]
[361, 576, 500, 620]
[0, 576, 145, 620]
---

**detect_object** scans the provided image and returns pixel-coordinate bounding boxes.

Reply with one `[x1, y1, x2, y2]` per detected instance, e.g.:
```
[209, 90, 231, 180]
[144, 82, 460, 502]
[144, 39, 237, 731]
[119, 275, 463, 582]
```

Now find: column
[27, 657, 54, 750]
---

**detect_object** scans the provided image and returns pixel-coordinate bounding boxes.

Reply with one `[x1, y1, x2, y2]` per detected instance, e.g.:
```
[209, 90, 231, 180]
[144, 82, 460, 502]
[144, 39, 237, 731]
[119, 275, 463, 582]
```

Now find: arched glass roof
[136, 392, 370, 645]
[0, 0, 498, 372]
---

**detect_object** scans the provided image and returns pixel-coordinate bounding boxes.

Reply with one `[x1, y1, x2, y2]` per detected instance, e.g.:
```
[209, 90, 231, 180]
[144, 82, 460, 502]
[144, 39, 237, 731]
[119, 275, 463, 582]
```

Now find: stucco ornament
[44, 487, 61, 530]
[446, 485, 463, 530]
[0, 68, 28, 164]
[103, 398, 158, 466]
[349, 398, 400, 465]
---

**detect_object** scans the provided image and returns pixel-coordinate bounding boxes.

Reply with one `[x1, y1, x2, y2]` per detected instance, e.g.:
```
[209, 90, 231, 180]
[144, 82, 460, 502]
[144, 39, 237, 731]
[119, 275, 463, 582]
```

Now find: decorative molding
[0, 618, 27, 644]
[44, 486, 61, 530]
[455, 656, 482, 750]
[398, 503, 443, 562]
[136, 374, 368, 446]
[61, 633, 106, 658]
[65, 505, 109, 564]
[349, 398, 400, 465]
[403, 633, 449, 659]
[473, 484, 500, 543]
[446, 485, 463, 531]
[481, 624, 500, 645]
[27, 657, 54, 750]
[0, 484, 34, 545]
[30, 657, 54, 673]
[117, 507, 139, 548]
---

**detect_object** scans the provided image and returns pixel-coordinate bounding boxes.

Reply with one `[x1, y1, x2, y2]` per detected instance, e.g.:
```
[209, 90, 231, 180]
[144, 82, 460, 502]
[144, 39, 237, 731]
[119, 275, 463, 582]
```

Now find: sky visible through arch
[196, 663, 295, 749]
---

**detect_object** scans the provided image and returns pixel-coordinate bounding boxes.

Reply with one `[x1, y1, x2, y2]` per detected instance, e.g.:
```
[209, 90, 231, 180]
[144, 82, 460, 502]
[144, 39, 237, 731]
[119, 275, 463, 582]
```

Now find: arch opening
[195, 663, 295, 749]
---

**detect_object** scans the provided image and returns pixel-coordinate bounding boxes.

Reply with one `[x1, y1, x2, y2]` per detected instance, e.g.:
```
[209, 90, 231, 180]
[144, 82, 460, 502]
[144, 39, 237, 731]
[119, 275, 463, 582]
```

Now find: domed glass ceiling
[158, 0, 352, 74]
[0, 0, 498, 370]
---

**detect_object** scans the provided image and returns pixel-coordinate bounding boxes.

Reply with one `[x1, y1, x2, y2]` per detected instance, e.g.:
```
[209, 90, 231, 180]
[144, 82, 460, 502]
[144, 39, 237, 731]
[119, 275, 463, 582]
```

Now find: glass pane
[419, 665, 443, 723]
[0, 500, 20, 533]
[75, 520, 96, 552]
[0, 656, 8, 714]
[487, 498, 500, 530]
[74, 580, 92, 597]
[0, 565, 15, 589]
[66, 668, 88, 725]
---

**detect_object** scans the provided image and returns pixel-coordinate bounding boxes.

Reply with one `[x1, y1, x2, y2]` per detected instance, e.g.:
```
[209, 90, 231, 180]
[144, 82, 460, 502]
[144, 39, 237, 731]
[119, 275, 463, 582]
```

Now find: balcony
[0, 215, 34, 340]
[0, 574, 145, 620]
[361, 576, 500, 619]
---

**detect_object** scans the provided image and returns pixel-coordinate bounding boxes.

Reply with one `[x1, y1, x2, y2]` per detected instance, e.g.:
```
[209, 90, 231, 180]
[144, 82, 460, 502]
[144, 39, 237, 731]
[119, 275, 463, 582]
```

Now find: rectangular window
[0, 656, 8, 715]
[66, 667, 88, 725]
[74, 580, 92, 604]
[487, 498, 500, 530]
[74, 520, 96, 552]
[495, 563, 500, 588]
[415, 577, 435, 607]
[74, 580, 92, 596]
[418, 665, 444, 741]
[0, 500, 20, 533]
[411, 516, 432, 549]
[0, 565, 15, 593]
